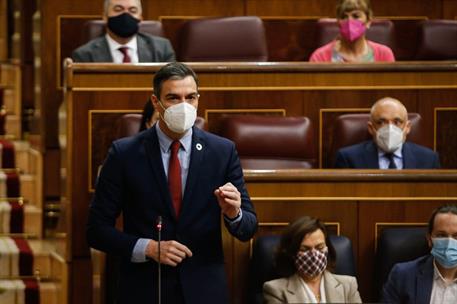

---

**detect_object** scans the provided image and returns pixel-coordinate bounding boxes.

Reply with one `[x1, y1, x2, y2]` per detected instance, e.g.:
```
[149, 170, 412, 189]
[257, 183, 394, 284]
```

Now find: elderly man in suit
[87, 62, 257, 304]
[334, 97, 440, 169]
[382, 204, 457, 304]
[72, 0, 175, 63]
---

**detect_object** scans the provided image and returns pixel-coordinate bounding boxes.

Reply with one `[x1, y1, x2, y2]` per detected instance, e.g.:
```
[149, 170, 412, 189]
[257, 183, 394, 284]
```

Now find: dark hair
[274, 216, 337, 277]
[153, 62, 199, 98]
[336, 0, 373, 20]
[139, 100, 154, 132]
[428, 204, 457, 234]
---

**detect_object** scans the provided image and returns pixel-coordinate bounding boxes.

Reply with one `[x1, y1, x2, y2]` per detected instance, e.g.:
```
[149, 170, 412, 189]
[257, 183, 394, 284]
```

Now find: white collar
[105, 33, 138, 55]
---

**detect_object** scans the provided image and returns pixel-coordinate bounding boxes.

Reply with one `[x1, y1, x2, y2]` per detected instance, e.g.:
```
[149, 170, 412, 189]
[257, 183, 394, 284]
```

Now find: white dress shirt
[105, 34, 139, 63]
[300, 276, 327, 303]
[377, 145, 403, 169]
[430, 261, 457, 304]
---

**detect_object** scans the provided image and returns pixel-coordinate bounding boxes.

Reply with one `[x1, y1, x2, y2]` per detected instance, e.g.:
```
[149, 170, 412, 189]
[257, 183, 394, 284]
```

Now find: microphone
[156, 216, 162, 304]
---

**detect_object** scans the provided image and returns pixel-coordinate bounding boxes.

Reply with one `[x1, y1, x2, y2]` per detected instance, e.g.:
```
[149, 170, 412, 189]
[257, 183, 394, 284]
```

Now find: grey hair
[104, 0, 142, 15]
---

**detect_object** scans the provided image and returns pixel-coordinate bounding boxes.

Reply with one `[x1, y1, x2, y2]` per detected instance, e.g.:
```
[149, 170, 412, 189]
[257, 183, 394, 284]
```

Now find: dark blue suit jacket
[381, 255, 434, 304]
[334, 141, 440, 169]
[87, 125, 258, 304]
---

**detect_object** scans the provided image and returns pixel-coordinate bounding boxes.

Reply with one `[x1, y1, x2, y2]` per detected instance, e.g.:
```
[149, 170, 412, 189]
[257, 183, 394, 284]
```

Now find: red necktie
[168, 141, 182, 217]
[118, 47, 131, 63]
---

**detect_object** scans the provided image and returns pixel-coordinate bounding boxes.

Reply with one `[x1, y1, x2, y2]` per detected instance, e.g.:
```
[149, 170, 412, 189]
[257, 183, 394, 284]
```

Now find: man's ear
[151, 94, 159, 110]
[426, 233, 433, 249]
[404, 120, 412, 136]
[367, 121, 376, 137]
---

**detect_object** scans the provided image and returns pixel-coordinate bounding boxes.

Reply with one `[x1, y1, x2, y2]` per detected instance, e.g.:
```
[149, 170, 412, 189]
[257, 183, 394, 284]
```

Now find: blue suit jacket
[381, 255, 434, 304]
[87, 125, 258, 304]
[334, 141, 440, 169]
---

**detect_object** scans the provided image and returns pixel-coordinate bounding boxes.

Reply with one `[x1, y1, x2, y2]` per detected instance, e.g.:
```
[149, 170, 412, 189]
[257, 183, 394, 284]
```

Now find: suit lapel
[180, 127, 205, 216]
[143, 125, 176, 218]
[93, 37, 113, 62]
[363, 141, 380, 168]
[402, 142, 417, 169]
[285, 274, 310, 303]
[416, 256, 434, 304]
[323, 271, 345, 303]
[137, 34, 153, 62]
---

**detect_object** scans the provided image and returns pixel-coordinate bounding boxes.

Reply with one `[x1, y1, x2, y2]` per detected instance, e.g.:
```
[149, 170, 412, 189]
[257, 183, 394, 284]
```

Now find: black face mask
[107, 13, 140, 38]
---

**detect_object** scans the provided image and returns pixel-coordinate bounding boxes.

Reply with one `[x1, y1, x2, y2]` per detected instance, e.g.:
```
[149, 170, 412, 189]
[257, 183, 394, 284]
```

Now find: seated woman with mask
[309, 0, 395, 62]
[263, 216, 362, 303]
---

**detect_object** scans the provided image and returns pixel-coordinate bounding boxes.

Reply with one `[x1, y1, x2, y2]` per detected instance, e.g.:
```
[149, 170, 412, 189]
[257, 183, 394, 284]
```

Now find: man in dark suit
[334, 97, 440, 169]
[87, 62, 257, 304]
[381, 204, 457, 304]
[72, 0, 175, 63]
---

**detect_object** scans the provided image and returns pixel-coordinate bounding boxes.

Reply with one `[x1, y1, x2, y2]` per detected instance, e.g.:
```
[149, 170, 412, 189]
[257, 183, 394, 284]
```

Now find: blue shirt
[377, 145, 403, 169]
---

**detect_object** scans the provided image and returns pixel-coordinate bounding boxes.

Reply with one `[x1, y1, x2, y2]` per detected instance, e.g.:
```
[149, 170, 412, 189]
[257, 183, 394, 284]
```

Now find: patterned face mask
[294, 248, 328, 278]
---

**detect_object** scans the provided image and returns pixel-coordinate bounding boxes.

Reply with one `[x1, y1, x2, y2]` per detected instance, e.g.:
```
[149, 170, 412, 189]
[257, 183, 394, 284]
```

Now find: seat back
[375, 227, 429, 297]
[177, 16, 268, 61]
[83, 20, 165, 42]
[219, 115, 316, 169]
[248, 234, 355, 304]
[314, 18, 395, 51]
[329, 113, 423, 166]
[415, 19, 457, 60]
[115, 113, 206, 138]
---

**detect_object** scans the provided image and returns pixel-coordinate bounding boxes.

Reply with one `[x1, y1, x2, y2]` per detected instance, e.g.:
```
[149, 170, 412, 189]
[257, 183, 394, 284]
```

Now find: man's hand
[214, 182, 241, 219]
[146, 240, 193, 266]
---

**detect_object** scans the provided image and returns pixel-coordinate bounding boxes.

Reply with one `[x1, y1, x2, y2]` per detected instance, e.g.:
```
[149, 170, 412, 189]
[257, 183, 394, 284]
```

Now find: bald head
[370, 97, 408, 120]
[367, 97, 411, 140]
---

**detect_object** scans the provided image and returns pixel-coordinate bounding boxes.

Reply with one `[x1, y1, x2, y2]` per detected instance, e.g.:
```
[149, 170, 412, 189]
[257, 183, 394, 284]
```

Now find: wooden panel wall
[41, 0, 457, 145]
[0, 0, 7, 61]
[241, 172, 457, 302]
[61, 62, 457, 303]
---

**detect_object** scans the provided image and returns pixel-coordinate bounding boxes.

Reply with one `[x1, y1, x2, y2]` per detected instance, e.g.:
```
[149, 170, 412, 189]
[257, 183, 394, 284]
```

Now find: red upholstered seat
[415, 19, 457, 60]
[177, 16, 268, 61]
[329, 113, 423, 166]
[115, 113, 206, 138]
[0, 139, 16, 168]
[83, 20, 165, 41]
[314, 18, 395, 51]
[219, 115, 316, 169]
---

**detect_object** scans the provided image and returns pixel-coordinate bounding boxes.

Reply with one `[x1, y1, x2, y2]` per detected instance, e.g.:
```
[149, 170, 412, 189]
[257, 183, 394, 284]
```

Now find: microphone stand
[156, 216, 162, 304]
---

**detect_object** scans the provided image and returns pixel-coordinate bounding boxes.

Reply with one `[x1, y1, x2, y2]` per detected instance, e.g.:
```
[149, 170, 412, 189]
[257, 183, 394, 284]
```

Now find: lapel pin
[196, 143, 203, 151]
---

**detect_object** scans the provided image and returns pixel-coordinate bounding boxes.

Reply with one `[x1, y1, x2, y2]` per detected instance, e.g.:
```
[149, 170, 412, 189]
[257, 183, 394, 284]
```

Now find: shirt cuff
[131, 238, 150, 263]
[224, 209, 243, 227]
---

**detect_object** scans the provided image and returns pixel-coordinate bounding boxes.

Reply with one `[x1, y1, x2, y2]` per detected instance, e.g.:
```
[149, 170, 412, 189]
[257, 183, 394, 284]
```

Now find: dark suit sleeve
[381, 264, 402, 303]
[71, 45, 95, 62]
[162, 39, 176, 62]
[71, 48, 88, 62]
[334, 150, 350, 168]
[433, 152, 441, 169]
[223, 144, 257, 241]
[86, 143, 139, 258]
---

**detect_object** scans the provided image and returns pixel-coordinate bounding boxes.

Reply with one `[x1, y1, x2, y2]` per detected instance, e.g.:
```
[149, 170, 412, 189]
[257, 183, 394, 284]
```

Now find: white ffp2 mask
[376, 124, 404, 153]
[160, 102, 197, 134]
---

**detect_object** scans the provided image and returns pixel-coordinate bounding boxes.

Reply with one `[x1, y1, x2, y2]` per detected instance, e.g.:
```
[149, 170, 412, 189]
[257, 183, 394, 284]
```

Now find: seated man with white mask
[334, 97, 440, 169]
[381, 204, 457, 303]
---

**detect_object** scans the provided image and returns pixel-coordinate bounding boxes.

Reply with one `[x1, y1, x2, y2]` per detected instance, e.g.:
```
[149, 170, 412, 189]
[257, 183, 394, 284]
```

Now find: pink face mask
[339, 19, 367, 42]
